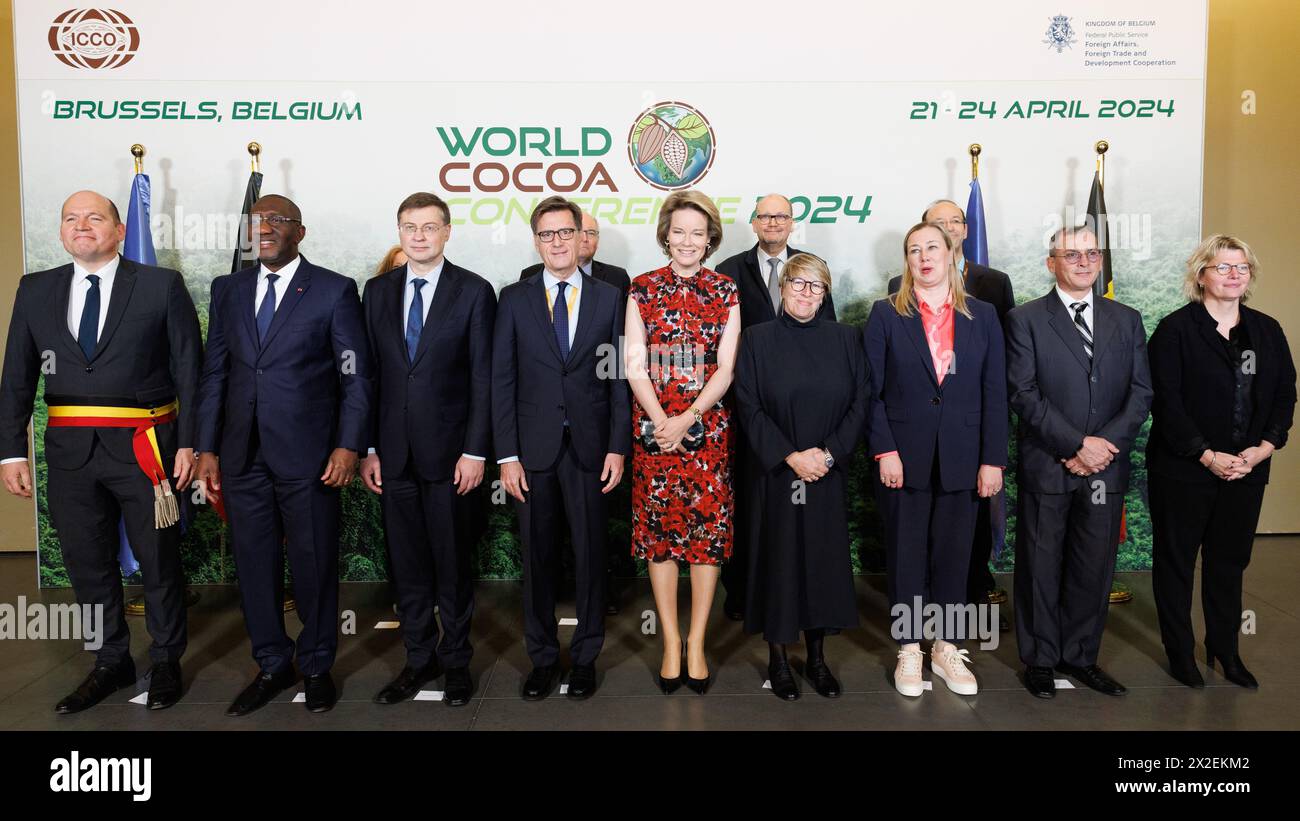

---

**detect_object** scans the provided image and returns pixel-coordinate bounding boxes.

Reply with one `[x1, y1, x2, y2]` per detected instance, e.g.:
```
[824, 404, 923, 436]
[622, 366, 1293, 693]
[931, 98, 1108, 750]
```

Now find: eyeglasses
[252, 215, 301, 227]
[400, 222, 446, 237]
[755, 213, 792, 225]
[536, 228, 577, 242]
[786, 277, 827, 295]
[581, 230, 600, 239]
[931, 218, 966, 229]
[1204, 263, 1251, 276]
[1054, 250, 1103, 263]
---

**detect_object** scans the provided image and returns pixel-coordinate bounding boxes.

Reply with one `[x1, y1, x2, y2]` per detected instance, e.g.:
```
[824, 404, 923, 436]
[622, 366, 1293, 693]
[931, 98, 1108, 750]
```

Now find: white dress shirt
[757, 246, 788, 281]
[254, 255, 300, 317]
[1056, 285, 1095, 333]
[66, 255, 119, 342]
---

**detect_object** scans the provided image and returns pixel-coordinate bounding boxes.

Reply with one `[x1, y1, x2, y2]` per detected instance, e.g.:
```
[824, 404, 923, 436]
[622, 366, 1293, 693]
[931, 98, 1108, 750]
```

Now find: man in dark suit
[519, 210, 631, 614]
[888, 199, 1015, 618]
[520, 211, 630, 299]
[196, 194, 372, 715]
[493, 196, 630, 701]
[716, 193, 836, 620]
[1005, 225, 1152, 699]
[359, 192, 495, 707]
[0, 190, 202, 713]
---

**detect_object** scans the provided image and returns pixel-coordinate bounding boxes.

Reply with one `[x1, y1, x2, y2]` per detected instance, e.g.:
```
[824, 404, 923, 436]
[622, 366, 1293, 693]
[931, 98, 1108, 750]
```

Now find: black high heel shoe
[657, 640, 684, 694]
[1206, 647, 1258, 690]
[684, 639, 711, 695]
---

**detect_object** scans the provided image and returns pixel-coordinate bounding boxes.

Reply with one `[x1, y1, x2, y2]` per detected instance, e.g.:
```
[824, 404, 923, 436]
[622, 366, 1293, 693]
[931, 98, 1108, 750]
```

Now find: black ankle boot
[1167, 654, 1204, 689]
[767, 643, 799, 701]
[804, 629, 841, 698]
[1206, 646, 1258, 690]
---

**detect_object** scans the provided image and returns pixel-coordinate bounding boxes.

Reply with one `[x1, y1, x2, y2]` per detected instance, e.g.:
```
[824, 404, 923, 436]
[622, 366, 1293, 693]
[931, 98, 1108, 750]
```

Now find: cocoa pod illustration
[661, 130, 688, 178]
[637, 121, 668, 165]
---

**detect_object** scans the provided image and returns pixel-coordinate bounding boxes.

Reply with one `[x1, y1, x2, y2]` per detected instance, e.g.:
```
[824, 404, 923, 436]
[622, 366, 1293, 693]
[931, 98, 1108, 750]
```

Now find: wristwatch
[821, 446, 834, 469]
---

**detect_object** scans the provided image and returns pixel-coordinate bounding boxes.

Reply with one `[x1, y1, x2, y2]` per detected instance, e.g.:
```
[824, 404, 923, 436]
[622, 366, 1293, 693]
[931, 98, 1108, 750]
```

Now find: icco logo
[48, 9, 140, 70]
[627, 101, 716, 191]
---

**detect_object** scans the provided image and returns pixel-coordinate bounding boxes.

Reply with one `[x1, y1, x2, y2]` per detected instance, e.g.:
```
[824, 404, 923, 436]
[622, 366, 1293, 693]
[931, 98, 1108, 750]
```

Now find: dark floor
[1, 536, 1297, 731]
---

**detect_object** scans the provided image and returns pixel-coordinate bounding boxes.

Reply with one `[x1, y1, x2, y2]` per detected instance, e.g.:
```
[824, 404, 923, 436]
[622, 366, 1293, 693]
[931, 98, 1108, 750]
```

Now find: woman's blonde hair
[891, 222, 971, 318]
[1184, 234, 1259, 303]
[783, 253, 831, 289]
[656, 190, 723, 262]
[375, 245, 406, 277]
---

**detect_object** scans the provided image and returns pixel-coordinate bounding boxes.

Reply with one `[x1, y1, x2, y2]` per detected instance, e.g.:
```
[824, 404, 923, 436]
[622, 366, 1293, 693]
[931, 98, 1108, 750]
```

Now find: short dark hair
[529, 196, 581, 234]
[105, 198, 121, 224]
[397, 192, 451, 225]
[252, 194, 302, 221]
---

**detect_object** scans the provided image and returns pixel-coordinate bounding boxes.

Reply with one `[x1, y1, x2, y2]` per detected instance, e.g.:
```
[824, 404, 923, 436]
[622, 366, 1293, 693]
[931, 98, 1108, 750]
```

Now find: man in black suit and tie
[493, 196, 630, 701]
[359, 192, 496, 707]
[888, 199, 1015, 617]
[196, 194, 373, 715]
[520, 211, 630, 299]
[716, 193, 836, 619]
[1005, 225, 1152, 699]
[0, 190, 202, 713]
[519, 210, 631, 614]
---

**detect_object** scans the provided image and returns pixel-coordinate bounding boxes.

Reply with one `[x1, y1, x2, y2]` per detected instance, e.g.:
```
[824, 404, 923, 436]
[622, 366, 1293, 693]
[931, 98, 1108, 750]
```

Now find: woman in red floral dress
[624, 190, 741, 695]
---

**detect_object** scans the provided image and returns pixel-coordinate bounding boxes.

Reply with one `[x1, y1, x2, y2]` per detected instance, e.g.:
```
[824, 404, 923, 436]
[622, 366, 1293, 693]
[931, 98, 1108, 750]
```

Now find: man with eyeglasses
[196, 194, 373, 716]
[492, 195, 630, 701]
[358, 192, 496, 707]
[519, 210, 632, 615]
[1004, 224, 1152, 699]
[717, 193, 836, 620]
[888, 198, 1016, 625]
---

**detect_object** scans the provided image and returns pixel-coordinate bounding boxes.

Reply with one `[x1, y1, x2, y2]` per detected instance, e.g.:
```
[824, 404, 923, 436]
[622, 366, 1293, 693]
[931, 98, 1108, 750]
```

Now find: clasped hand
[654, 412, 699, 454]
[786, 448, 829, 483]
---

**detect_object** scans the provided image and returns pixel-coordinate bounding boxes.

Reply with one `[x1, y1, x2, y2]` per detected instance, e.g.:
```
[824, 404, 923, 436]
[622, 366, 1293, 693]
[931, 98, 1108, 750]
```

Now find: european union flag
[962, 178, 988, 267]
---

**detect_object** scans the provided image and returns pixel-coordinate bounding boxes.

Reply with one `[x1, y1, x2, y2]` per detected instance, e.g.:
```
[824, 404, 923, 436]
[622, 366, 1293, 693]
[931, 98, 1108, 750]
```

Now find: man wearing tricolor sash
[0, 190, 203, 713]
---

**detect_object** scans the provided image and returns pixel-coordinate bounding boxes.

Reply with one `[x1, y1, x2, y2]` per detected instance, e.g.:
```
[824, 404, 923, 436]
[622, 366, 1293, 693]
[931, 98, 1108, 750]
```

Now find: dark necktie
[1071, 301, 1093, 362]
[77, 274, 101, 361]
[767, 258, 781, 312]
[256, 273, 280, 345]
[553, 281, 570, 360]
[406, 278, 426, 363]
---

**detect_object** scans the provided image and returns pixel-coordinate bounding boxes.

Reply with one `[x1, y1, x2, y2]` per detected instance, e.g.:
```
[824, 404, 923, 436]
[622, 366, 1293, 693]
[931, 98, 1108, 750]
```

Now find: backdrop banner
[12, 0, 1208, 585]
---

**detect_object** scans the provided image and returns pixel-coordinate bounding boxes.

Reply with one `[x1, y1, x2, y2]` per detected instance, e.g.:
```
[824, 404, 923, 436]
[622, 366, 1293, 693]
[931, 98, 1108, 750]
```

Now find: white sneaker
[930, 643, 978, 695]
[894, 647, 925, 697]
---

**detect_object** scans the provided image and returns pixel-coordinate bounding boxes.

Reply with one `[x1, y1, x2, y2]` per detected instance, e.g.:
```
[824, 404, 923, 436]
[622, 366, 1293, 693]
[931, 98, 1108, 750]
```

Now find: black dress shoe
[567, 664, 598, 700]
[374, 661, 441, 705]
[55, 663, 137, 714]
[443, 667, 473, 706]
[522, 664, 557, 701]
[1024, 666, 1056, 699]
[1207, 649, 1258, 690]
[226, 668, 296, 717]
[1167, 655, 1205, 689]
[1057, 663, 1126, 696]
[304, 673, 337, 712]
[805, 659, 841, 698]
[146, 661, 183, 710]
[768, 661, 800, 701]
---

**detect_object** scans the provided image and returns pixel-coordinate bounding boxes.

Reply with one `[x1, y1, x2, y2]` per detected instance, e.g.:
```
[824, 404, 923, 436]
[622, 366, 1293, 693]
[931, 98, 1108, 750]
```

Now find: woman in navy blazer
[863, 222, 1007, 699]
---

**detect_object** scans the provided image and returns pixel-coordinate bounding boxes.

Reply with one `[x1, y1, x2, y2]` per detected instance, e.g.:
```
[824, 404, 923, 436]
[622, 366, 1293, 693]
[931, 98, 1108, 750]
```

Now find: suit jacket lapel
[235, 267, 259, 351]
[1046, 292, 1093, 373]
[527, 276, 565, 363]
[388, 265, 410, 362]
[1090, 297, 1115, 363]
[567, 278, 599, 362]
[945, 308, 971, 392]
[258, 258, 312, 353]
[1192, 303, 1233, 367]
[52, 265, 86, 364]
[902, 310, 939, 389]
[90, 257, 137, 362]
[411, 264, 462, 368]
[746, 246, 776, 321]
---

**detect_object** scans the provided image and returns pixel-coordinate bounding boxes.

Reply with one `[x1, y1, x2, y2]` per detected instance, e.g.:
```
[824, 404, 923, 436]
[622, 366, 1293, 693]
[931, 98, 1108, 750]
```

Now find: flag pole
[969, 143, 980, 180]
[131, 143, 144, 175]
[1095, 139, 1108, 188]
[248, 141, 261, 173]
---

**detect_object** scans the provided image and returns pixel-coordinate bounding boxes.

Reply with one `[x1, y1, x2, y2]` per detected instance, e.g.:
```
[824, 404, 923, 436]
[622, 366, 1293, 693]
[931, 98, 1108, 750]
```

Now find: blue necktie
[552, 281, 570, 360]
[256, 273, 279, 345]
[406, 278, 426, 363]
[77, 274, 101, 361]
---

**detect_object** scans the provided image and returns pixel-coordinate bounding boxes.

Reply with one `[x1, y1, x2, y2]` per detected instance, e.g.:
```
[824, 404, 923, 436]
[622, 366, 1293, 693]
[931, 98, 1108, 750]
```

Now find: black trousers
[515, 432, 607, 667]
[876, 456, 978, 644]
[380, 454, 476, 669]
[721, 444, 755, 606]
[1014, 485, 1123, 668]
[47, 438, 187, 668]
[1150, 474, 1265, 660]
[225, 445, 340, 676]
[966, 496, 996, 599]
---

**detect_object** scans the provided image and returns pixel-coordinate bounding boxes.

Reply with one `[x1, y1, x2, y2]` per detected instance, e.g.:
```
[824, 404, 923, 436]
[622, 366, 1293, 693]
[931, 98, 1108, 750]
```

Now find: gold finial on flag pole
[130, 143, 145, 175]
[248, 141, 261, 173]
[1095, 140, 1108, 187]
[969, 143, 981, 180]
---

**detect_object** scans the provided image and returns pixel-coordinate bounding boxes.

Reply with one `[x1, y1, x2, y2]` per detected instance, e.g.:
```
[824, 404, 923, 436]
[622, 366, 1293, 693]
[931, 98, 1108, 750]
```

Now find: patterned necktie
[406, 278, 426, 363]
[552, 281, 570, 360]
[1071, 301, 1093, 362]
[256, 273, 279, 345]
[77, 274, 101, 360]
[767, 258, 781, 312]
